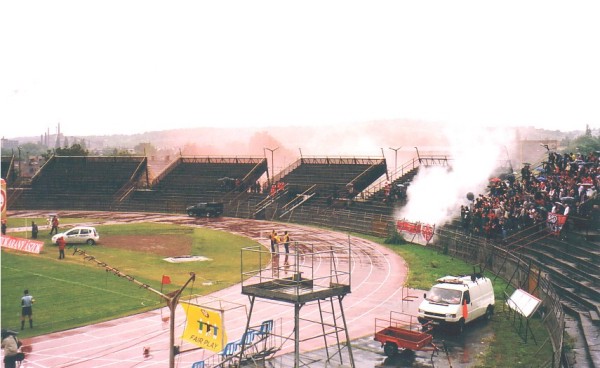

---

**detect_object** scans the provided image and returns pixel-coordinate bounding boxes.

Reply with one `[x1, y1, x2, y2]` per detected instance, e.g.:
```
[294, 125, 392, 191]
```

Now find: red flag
[161, 275, 171, 285]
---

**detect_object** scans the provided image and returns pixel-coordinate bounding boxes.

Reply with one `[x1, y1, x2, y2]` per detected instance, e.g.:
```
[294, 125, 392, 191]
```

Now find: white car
[52, 226, 100, 245]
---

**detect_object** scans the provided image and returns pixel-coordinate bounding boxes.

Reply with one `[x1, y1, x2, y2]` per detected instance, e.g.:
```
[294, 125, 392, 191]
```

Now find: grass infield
[1, 221, 262, 338]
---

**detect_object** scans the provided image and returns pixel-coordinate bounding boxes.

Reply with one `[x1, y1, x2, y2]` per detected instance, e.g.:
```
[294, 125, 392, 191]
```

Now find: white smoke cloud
[396, 126, 516, 226]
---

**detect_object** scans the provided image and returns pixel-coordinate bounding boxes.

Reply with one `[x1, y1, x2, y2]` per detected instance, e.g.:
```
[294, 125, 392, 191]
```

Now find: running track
[5, 212, 423, 367]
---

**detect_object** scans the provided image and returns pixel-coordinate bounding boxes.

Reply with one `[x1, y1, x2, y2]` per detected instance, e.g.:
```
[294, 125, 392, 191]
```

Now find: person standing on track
[269, 229, 278, 253]
[282, 231, 290, 254]
[282, 231, 291, 265]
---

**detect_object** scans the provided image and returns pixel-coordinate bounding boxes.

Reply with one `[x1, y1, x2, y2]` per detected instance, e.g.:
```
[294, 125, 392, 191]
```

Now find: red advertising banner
[546, 213, 568, 235]
[1, 235, 44, 254]
[396, 220, 436, 244]
[397, 220, 420, 234]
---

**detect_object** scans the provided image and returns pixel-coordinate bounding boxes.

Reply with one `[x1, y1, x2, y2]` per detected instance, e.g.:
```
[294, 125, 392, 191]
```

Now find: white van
[417, 274, 495, 333]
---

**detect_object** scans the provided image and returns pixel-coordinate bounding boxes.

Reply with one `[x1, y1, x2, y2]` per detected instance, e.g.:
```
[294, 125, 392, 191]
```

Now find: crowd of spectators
[460, 150, 600, 241]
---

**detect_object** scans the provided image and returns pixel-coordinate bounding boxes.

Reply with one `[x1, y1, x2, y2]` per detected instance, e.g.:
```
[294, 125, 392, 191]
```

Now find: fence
[433, 227, 564, 368]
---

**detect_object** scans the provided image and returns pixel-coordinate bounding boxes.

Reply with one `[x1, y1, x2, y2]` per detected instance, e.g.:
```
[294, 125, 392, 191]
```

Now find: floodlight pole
[389, 146, 401, 176]
[414, 146, 421, 164]
[71, 248, 196, 368]
[17, 146, 22, 177]
[265, 146, 279, 186]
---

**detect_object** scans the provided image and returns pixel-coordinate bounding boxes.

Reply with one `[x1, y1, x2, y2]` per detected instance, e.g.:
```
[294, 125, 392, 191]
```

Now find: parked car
[51, 226, 100, 245]
[186, 202, 224, 217]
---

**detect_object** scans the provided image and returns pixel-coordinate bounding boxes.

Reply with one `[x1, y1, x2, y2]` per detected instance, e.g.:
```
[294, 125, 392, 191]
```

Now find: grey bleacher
[32, 156, 146, 193]
[121, 157, 267, 212]
[279, 157, 386, 199]
[151, 157, 266, 193]
[10, 156, 148, 210]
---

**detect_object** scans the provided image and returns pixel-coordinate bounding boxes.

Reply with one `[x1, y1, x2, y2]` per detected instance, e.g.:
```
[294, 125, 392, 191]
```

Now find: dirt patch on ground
[100, 235, 192, 257]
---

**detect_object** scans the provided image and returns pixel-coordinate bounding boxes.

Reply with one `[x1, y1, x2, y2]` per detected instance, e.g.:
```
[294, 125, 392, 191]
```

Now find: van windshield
[426, 287, 462, 304]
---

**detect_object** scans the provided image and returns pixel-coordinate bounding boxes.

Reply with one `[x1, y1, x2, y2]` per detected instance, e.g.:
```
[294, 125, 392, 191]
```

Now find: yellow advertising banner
[180, 301, 227, 352]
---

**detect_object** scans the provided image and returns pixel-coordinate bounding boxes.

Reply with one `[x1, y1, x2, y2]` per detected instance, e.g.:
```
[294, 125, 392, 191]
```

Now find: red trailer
[374, 311, 438, 356]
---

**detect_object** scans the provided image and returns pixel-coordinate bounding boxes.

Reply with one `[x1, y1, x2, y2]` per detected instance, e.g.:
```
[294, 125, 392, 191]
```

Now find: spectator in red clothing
[49, 216, 59, 235]
[57, 236, 66, 259]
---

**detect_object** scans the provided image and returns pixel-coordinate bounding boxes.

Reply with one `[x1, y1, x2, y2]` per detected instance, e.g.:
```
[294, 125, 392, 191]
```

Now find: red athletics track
[4, 212, 424, 368]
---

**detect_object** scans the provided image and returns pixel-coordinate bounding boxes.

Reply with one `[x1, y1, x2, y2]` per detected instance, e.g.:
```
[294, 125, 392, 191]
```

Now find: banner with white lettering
[180, 301, 226, 352]
[546, 213, 567, 235]
[396, 220, 435, 245]
[1, 235, 44, 254]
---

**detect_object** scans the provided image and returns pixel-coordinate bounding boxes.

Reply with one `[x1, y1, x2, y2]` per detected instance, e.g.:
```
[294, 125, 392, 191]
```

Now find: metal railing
[433, 227, 564, 368]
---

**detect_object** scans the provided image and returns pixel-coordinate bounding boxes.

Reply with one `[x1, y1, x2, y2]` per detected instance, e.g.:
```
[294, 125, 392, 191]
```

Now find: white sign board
[1, 235, 44, 254]
[506, 289, 542, 318]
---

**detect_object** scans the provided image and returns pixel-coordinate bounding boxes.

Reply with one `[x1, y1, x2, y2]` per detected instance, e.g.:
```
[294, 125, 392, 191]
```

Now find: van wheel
[455, 319, 465, 334]
[485, 306, 494, 321]
[86, 239, 95, 245]
[383, 342, 398, 356]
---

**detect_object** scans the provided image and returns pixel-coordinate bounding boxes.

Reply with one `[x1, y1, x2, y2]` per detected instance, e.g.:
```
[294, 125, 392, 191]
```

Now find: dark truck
[186, 202, 224, 217]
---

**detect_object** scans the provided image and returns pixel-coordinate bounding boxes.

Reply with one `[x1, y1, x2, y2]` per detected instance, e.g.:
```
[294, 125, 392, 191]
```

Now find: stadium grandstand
[1, 155, 16, 186]
[3, 149, 600, 367]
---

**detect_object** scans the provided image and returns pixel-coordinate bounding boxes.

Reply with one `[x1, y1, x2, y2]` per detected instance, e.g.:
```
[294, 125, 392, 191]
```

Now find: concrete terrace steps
[533, 246, 599, 282]
[541, 235, 600, 265]
[562, 302, 600, 368]
[583, 229, 600, 242]
[563, 312, 594, 368]
[512, 244, 600, 297]
[538, 242, 600, 275]
[548, 272, 600, 315]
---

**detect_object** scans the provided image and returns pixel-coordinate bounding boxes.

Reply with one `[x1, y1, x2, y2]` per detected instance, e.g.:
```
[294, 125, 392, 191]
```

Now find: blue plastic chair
[240, 330, 255, 345]
[256, 319, 273, 335]
[218, 341, 239, 358]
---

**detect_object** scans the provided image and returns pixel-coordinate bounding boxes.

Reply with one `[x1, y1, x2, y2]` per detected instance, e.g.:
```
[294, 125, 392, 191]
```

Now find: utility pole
[72, 248, 196, 368]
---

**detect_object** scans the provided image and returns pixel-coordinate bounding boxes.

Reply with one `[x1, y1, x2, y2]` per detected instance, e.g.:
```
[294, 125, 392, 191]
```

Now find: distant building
[1, 137, 19, 150]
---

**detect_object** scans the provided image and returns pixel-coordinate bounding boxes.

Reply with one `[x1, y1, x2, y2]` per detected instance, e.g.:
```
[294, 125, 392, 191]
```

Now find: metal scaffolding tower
[240, 241, 355, 368]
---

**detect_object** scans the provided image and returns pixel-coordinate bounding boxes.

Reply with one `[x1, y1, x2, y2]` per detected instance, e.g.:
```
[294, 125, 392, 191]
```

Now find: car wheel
[86, 239, 95, 245]
[383, 342, 398, 357]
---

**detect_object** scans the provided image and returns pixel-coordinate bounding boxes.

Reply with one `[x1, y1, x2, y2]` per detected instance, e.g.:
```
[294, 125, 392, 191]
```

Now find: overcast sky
[1, 1, 598, 139]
